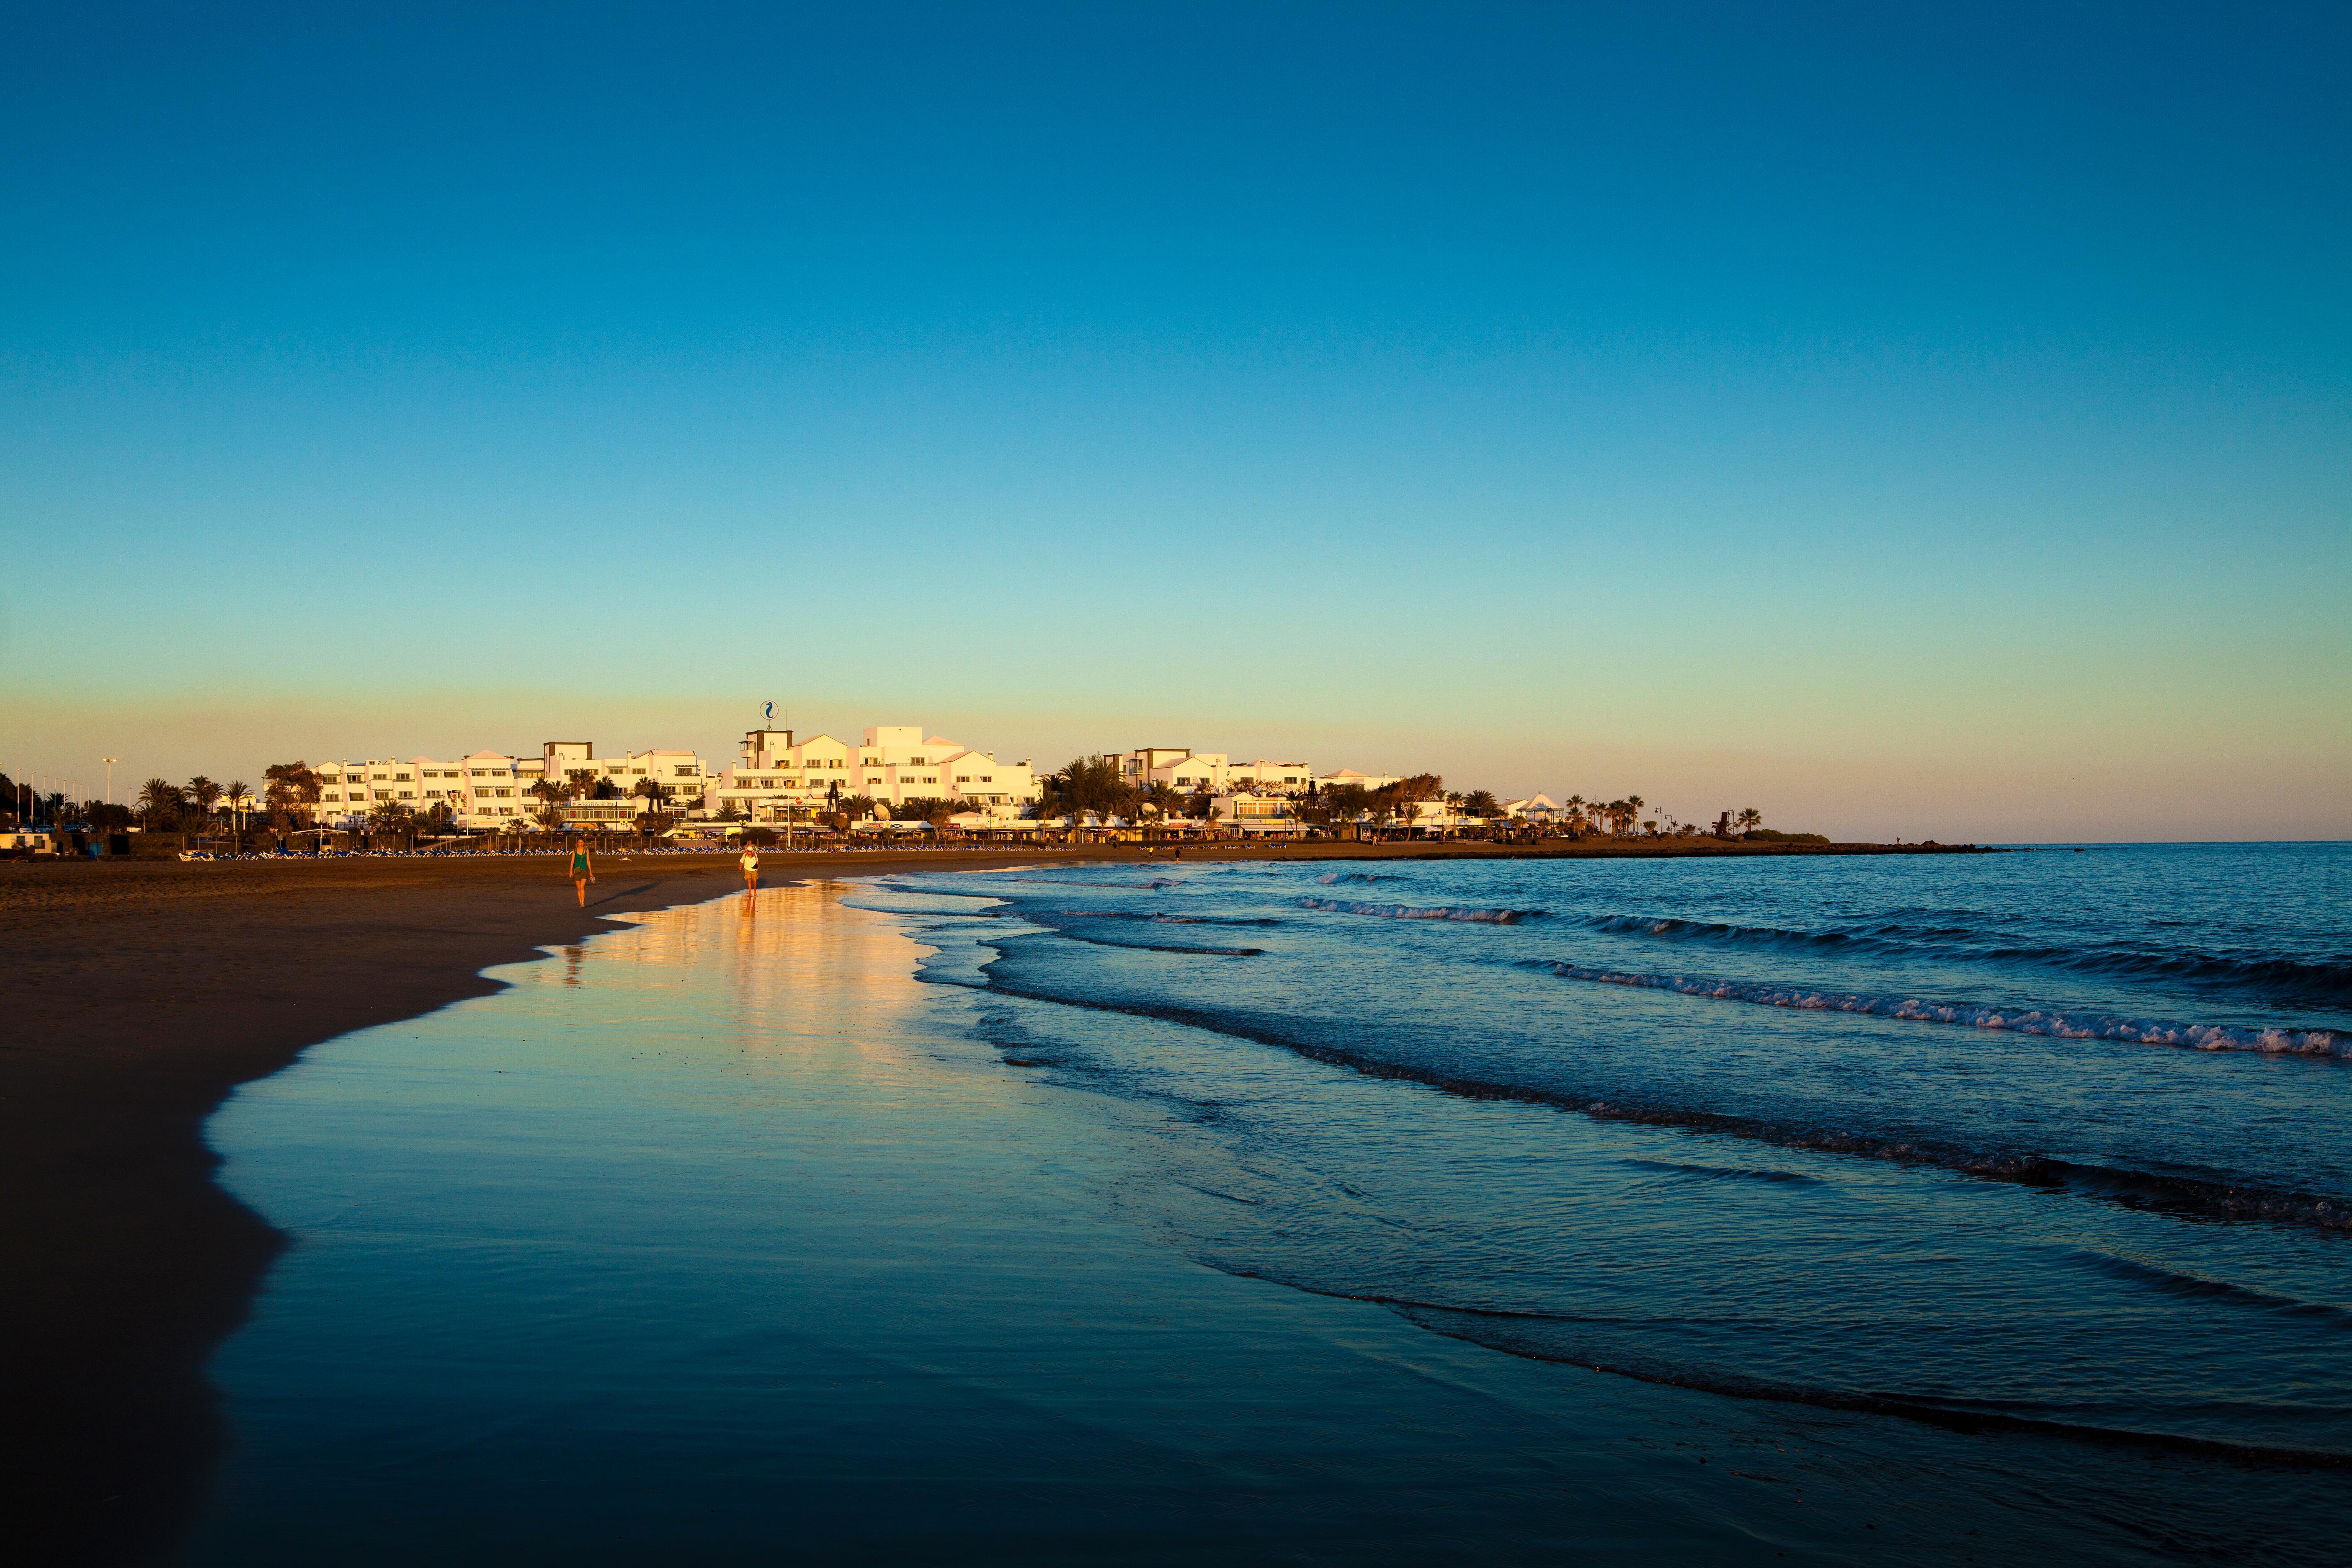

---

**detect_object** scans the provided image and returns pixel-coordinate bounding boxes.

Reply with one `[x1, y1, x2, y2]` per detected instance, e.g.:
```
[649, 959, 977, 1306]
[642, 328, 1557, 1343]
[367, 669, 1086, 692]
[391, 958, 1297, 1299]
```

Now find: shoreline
[2, 836, 1964, 1562]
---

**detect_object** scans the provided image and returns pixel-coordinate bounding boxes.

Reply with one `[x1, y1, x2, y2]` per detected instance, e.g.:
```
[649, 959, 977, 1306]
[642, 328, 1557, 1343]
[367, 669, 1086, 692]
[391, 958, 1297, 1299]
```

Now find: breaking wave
[1536, 962, 2349, 1058]
[1316, 872, 1395, 885]
[1298, 898, 1545, 924]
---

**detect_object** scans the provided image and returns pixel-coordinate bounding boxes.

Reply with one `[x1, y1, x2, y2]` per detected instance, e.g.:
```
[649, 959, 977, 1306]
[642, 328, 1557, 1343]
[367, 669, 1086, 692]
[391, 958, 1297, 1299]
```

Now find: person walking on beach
[740, 842, 760, 894]
[569, 837, 594, 907]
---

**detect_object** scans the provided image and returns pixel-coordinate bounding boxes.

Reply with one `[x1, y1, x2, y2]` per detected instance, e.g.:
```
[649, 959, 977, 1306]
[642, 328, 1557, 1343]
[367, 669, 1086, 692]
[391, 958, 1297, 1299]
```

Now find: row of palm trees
[134, 775, 258, 832]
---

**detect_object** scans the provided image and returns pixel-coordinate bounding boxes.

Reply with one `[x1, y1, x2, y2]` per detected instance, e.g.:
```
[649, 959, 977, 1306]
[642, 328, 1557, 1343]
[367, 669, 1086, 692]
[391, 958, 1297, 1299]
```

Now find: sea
[188, 843, 2351, 1564]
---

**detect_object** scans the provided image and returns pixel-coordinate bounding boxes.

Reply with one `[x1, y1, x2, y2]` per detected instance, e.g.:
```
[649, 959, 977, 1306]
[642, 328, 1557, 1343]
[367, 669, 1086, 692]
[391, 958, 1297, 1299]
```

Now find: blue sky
[3, 3, 2346, 838]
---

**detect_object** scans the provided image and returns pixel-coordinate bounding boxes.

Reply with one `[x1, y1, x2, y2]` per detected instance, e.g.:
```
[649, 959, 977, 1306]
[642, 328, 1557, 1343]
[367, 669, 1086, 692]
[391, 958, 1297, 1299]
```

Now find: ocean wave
[1984, 944, 2352, 997]
[984, 877, 1186, 890]
[1050, 931, 1263, 957]
[1210, 1269, 2352, 1466]
[1048, 910, 1283, 927]
[1578, 913, 1863, 947]
[1316, 872, 1394, 885]
[1576, 913, 2352, 998]
[1534, 961, 2349, 1058]
[976, 960, 2352, 1233]
[1297, 898, 1545, 924]
[2067, 1249, 2352, 1324]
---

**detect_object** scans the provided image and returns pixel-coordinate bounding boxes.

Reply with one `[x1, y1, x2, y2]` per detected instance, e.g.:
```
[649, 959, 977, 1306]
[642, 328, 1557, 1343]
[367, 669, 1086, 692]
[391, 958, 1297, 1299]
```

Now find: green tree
[1462, 790, 1499, 819]
[1737, 807, 1763, 834]
[264, 761, 322, 827]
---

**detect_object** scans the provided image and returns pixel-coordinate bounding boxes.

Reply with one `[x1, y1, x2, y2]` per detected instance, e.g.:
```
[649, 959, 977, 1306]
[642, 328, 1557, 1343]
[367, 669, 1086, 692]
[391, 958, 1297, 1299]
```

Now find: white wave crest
[1299, 897, 1541, 924]
[1542, 964, 2349, 1058]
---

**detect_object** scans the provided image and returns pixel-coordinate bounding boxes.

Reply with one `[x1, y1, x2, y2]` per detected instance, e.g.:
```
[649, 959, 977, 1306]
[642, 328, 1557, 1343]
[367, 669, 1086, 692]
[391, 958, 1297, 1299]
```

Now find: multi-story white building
[707, 724, 1039, 822]
[309, 742, 706, 831]
[1110, 749, 1314, 794]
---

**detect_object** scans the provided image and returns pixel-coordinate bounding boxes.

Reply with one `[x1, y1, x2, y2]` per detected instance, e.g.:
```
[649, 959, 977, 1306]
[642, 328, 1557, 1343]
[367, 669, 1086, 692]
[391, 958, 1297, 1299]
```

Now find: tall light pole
[103, 758, 116, 805]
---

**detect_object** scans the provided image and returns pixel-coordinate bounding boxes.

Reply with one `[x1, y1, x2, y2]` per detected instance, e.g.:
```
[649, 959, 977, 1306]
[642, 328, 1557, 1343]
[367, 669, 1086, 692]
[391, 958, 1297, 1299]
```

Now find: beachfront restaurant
[1214, 793, 1306, 837]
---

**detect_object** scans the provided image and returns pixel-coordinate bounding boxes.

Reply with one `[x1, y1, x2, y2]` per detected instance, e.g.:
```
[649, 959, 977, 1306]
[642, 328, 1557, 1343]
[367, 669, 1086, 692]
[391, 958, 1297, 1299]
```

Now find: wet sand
[3, 850, 1051, 1562]
[1, 836, 1957, 1562]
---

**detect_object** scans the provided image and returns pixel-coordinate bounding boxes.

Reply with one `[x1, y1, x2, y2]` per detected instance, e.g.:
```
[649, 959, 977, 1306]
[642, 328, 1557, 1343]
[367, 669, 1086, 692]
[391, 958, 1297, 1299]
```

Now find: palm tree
[631, 776, 667, 822]
[222, 779, 251, 833]
[1736, 807, 1762, 835]
[1039, 755, 1137, 821]
[1462, 790, 1499, 819]
[136, 777, 183, 830]
[186, 776, 222, 825]
[1140, 781, 1181, 820]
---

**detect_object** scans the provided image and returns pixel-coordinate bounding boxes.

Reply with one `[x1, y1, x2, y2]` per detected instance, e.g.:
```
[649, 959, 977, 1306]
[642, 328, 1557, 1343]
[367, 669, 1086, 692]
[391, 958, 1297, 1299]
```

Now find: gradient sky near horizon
[3, 3, 2346, 840]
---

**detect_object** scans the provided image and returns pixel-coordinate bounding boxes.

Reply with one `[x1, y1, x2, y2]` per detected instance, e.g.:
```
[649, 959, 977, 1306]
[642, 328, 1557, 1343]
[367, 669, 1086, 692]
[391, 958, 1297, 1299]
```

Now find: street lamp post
[103, 758, 116, 805]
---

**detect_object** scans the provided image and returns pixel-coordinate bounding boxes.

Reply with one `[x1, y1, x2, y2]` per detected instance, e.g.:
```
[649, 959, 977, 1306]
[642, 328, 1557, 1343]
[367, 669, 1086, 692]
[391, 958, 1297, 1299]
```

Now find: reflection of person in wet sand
[740, 843, 760, 893]
[569, 838, 594, 907]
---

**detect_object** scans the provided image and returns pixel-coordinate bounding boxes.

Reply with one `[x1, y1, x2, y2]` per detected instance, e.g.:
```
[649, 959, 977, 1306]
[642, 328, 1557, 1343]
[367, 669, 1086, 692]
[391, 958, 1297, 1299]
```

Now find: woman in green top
[569, 839, 593, 906]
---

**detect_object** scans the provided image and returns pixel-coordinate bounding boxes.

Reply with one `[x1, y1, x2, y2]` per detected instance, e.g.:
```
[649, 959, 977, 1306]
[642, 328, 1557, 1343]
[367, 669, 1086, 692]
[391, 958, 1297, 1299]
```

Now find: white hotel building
[310, 743, 708, 831]
[1110, 750, 1403, 795]
[707, 725, 1039, 822]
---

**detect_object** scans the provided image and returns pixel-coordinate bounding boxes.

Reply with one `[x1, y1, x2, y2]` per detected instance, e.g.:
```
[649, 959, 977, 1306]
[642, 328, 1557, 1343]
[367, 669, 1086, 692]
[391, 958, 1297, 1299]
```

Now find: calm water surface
[192, 846, 2352, 1563]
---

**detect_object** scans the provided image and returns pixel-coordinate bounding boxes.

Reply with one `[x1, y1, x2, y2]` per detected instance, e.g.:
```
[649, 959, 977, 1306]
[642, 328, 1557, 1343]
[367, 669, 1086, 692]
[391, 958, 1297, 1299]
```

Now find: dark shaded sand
[2, 836, 1966, 1562]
